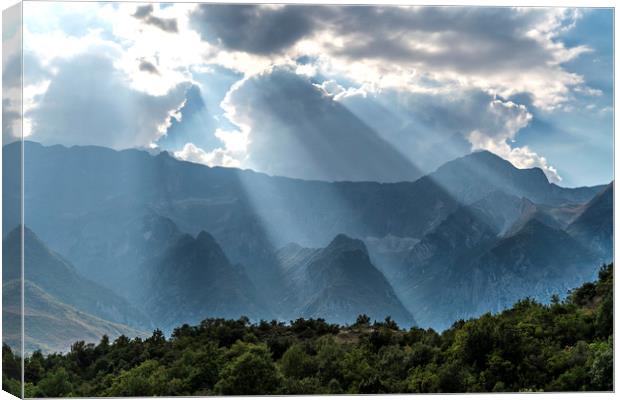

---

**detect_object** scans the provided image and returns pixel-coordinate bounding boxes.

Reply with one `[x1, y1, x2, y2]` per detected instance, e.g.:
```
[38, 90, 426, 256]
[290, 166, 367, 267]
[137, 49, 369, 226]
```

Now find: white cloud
[174, 142, 241, 168]
[16, 3, 609, 185]
[467, 99, 562, 183]
[27, 53, 189, 149]
[214, 128, 248, 154]
[176, 127, 250, 170]
[96, 3, 208, 96]
[21, 3, 199, 148]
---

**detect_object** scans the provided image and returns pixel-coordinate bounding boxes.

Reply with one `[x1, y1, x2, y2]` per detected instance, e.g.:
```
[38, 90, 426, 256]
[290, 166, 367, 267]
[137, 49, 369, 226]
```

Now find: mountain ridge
[2, 280, 146, 354]
[2, 141, 611, 334]
[2, 226, 151, 329]
[143, 228, 271, 332]
[10, 141, 609, 189]
[276, 234, 415, 327]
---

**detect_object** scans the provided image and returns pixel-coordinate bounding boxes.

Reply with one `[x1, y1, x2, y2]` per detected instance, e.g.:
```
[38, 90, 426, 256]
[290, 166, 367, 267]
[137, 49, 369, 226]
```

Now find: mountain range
[2, 228, 147, 353]
[2, 141, 612, 351]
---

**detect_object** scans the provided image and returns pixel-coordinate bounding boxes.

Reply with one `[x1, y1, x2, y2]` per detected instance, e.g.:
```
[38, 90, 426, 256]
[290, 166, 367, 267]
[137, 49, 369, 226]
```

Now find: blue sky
[5, 4, 613, 186]
[515, 9, 613, 187]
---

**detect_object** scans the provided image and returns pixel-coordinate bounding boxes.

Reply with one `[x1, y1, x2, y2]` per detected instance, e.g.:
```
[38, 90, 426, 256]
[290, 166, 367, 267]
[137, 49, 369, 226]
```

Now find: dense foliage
[3, 264, 613, 396]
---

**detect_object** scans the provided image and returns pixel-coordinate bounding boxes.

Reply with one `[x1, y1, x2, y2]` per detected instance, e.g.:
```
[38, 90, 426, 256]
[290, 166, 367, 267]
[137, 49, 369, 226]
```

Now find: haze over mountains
[2, 228, 147, 353]
[2, 141, 612, 351]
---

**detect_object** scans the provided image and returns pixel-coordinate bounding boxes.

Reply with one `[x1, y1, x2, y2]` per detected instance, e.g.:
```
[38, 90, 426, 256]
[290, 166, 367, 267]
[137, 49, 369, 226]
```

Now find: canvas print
[1, 2, 614, 397]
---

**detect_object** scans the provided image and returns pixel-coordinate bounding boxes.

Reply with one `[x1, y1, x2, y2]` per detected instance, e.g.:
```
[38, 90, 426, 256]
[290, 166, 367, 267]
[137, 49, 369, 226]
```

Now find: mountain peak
[5, 225, 48, 255]
[284, 235, 415, 327]
[4, 225, 21, 243]
[278, 242, 305, 254]
[156, 150, 173, 158]
[457, 149, 512, 167]
[326, 234, 367, 254]
[196, 230, 218, 245]
[167, 230, 230, 270]
[445, 150, 548, 183]
[514, 217, 560, 237]
[428, 149, 554, 205]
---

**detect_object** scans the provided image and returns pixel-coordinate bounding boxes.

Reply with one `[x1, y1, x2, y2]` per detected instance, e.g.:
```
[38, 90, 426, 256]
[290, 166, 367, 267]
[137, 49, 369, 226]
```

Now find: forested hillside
[3, 264, 612, 396]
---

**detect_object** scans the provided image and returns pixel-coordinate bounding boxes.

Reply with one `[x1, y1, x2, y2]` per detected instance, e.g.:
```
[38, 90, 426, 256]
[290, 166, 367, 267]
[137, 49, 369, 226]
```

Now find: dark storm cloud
[188, 5, 564, 74]
[324, 6, 557, 72]
[225, 67, 422, 182]
[133, 4, 178, 33]
[145, 15, 178, 33]
[133, 4, 153, 19]
[138, 59, 160, 75]
[189, 5, 321, 55]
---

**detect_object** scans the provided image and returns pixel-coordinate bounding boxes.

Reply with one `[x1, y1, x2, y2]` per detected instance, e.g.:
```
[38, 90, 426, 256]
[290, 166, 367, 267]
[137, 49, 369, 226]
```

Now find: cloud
[174, 142, 240, 168]
[17, 3, 611, 186]
[138, 59, 160, 75]
[325, 86, 481, 171]
[2, 99, 21, 144]
[190, 5, 316, 55]
[28, 53, 189, 149]
[319, 80, 560, 181]
[215, 67, 422, 182]
[133, 4, 153, 19]
[21, 3, 203, 148]
[156, 85, 220, 152]
[156, 62, 560, 184]
[467, 99, 562, 182]
[189, 5, 596, 110]
[133, 4, 178, 33]
[2, 5, 22, 144]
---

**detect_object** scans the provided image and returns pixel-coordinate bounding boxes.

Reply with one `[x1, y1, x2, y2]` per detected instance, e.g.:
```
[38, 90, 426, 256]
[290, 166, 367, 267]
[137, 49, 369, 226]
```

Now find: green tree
[282, 377, 324, 394]
[341, 347, 375, 392]
[168, 344, 222, 394]
[280, 343, 317, 379]
[2, 343, 21, 381]
[316, 336, 345, 384]
[25, 350, 45, 382]
[407, 365, 440, 393]
[105, 360, 174, 396]
[10, 263, 615, 396]
[355, 314, 371, 326]
[589, 339, 613, 390]
[214, 342, 282, 395]
[36, 367, 73, 397]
